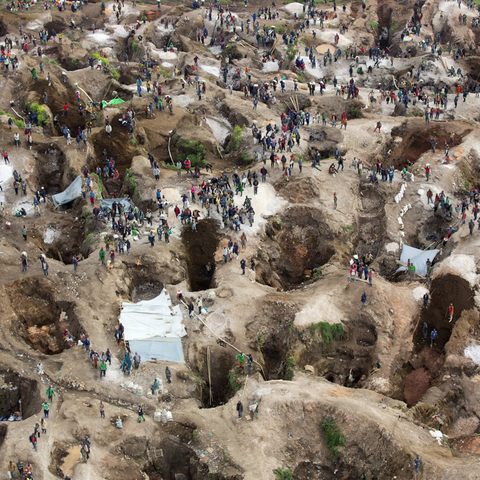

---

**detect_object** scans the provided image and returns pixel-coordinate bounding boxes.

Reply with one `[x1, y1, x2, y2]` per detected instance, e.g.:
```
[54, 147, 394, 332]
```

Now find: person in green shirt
[409, 263, 416, 277]
[100, 360, 107, 378]
[42, 402, 50, 418]
[99, 247, 106, 265]
[236, 352, 245, 373]
[46, 386, 55, 401]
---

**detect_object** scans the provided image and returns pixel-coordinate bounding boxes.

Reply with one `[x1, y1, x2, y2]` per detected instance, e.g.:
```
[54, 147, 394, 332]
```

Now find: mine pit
[182, 219, 220, 292]
[6, 278, 83, 355]
[0, 371, 42, 421]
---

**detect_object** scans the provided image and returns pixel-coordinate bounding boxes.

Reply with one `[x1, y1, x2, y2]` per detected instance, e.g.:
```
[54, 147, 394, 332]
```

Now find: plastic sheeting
[120, 289, 186, 364]
[52, 176, 82, 207]
[100, 197, 131, 210]
[396, 245, 439, 277]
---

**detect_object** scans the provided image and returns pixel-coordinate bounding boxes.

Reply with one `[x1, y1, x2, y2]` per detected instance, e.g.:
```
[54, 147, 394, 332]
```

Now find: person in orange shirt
[447, 303, 454, 322]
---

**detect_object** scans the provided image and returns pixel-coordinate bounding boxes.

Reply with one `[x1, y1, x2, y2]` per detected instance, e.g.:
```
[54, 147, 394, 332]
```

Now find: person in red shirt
[447, 303, 454, 323]
[63, 103, 68, 116]
[424, 164, 431, 181]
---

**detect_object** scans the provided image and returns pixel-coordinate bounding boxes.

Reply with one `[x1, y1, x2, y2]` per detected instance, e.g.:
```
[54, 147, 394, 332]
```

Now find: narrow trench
[182, 219, 220, 292]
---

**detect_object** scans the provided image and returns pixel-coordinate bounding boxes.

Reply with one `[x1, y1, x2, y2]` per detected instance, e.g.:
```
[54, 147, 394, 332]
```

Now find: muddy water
[61, 445, 82, 476]
[205, 117, 232, 147]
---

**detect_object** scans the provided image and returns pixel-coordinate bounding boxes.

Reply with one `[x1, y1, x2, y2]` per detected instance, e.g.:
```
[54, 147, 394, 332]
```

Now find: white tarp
[120, 289, 186, 363]
[396, 244, 439, 277]
[52, 176, 82, 207]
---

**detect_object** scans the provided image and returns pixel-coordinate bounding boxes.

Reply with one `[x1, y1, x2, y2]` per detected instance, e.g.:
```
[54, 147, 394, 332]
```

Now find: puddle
[61, 445, 82, 476]
[205, 117, 232, 147]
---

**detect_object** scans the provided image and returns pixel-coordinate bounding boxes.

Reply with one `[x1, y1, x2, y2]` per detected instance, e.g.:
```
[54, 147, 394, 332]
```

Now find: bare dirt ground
[1, 0, 480, 479]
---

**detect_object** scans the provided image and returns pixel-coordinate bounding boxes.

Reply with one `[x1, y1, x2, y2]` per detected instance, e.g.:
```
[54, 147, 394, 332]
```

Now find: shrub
[192, 430, 199, 442]
[273, 467, 293, 480]
[241, 151, 254, 165]
[286, 43, 299, 61]
[0, 111, 24, 128]
[228, 370, 243, 393]
[285, 356, 295, 381]
[26, 101, 50, 126]
[275, 26, 286, 34]
[228, 126, 243, 152]
[308, 322, 344, 344]
[176, 138, 206, 168]
[321, 417, 345, 459]
[369, 21, 378, 32]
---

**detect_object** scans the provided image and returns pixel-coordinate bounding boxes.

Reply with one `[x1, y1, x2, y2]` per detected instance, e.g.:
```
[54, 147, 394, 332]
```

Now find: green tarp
[100, 98, 125, 108]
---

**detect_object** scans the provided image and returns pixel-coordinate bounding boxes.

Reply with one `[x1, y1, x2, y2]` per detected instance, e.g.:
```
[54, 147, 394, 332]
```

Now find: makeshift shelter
[396, 245, 439, 277]
[120, 289, 186, 363]
[52, 176, 82, 207]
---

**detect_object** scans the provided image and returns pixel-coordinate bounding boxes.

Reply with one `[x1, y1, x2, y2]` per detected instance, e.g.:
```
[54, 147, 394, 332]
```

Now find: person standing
[430, 328, 438, 347]
[423, 293, 429, 308]
[333, 192, 337, 210]
[236, 400, 243, 419]
[414, 455, 421, 476]
[165, 366, 172, 384]
[361, 292, 367, 309]
[29, 432, 37, 451]
[46, 385, 55, 402]
[8, 460, 16, 479]
[247, 354, 253, 375]
[368, 269, 373, 287]
[42, 401, 50, 418]
[137, 404, 145, 422]
[22, 225, 27, 242]
[41, 417, 47, 434]
[240, 258, 246, 275]
[447, 303, 454, 322]
[99, 401, 105, 418]
[133, 352, 141, 369]
[422, 322, 428, 341]
[99, 359, 107, 378]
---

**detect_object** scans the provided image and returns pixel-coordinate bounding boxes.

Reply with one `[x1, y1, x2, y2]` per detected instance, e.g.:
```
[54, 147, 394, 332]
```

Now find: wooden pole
[207, 347, 212, 406]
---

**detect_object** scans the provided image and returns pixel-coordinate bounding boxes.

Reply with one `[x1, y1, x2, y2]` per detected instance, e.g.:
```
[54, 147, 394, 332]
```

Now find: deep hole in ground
[414, 274, 474, 352]
[182, 219, 220, 292]
[376, 2, 392, 49]
[145, 437, 243, 480]
[355, 185, 387, 261]
[90, 118, 141, 195]
[389, 121, 472, 169]
[201, 348, 236, 408]
[5, 278, 83, 354]
[256, 206, 335, 289]
[34, 146, 73, 197]
[0, 371, 42, 420]
[294, 313, 378, 388]
[38, 204, 90, 263]
[26, 78, 87, 132]
[131, 283, 164, 302]
[0, 424, 6, 449]
[389, 274, 475, 407]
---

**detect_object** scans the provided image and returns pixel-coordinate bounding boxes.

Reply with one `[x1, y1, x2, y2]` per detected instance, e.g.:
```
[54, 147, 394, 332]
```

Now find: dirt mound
[274, 176, 320, 204]
[182, 219, 220, 291]
[5, 279, 83, 354]
[257, 206, 335, 289]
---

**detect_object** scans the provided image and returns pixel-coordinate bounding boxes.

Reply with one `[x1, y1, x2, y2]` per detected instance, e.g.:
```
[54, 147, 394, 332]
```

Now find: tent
[52, 176, 82, 207]
[120, 289, 186, 363]
[396, 245, 439, 277]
